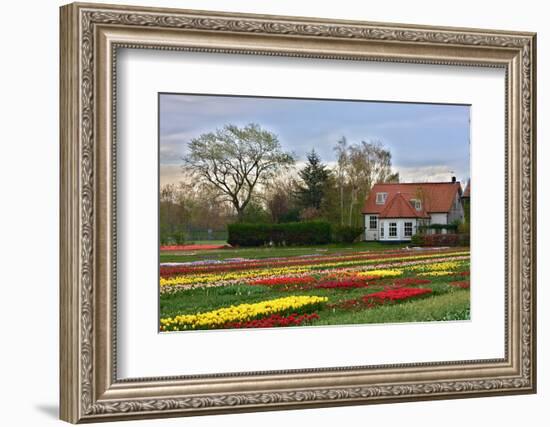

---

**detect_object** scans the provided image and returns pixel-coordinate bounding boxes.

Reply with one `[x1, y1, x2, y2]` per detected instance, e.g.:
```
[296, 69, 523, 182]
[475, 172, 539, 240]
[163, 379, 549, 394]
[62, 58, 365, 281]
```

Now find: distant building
[361, 178, 464, 242]
[462, 179, 471, 204]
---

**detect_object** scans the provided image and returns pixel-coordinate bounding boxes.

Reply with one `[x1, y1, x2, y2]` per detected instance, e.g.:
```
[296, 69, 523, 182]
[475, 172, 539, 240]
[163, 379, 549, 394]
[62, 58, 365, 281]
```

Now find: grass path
[161, 241, 408, 263]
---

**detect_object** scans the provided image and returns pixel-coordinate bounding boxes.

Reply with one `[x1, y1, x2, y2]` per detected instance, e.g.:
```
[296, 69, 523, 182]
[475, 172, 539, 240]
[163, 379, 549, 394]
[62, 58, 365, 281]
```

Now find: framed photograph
[60, 2, 536, 423]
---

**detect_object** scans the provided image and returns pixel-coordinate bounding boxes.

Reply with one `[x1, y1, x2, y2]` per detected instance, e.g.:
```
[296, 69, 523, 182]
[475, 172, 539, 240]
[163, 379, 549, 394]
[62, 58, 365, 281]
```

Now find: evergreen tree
[296, 149, 331, 210]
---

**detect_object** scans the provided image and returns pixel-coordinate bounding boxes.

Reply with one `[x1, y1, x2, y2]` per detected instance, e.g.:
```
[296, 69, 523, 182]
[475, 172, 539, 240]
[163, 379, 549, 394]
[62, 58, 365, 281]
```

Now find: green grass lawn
[160, 241, 408, 263]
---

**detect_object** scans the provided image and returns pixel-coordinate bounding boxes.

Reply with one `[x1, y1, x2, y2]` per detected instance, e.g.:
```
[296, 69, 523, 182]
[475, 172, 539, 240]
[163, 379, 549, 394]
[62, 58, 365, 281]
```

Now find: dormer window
[410, 199, 422, 211]
[376, 192, 387, 204]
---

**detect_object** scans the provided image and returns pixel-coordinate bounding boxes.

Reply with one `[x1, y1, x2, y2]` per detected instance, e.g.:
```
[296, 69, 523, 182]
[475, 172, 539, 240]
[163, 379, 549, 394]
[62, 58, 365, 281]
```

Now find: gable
[362, 182, 462, 216]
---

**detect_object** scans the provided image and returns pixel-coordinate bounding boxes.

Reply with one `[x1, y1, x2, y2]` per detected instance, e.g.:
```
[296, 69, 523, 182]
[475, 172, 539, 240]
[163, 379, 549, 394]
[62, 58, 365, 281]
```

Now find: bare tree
[333, 139, 398, 226]
[334, 137, 349, 226]
[183, 123, 295, 221]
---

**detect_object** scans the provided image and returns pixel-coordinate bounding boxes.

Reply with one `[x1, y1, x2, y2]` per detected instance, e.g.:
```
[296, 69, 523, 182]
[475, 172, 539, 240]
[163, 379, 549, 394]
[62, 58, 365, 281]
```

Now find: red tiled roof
[362, 182, 462, 218]
[379, 192, 428, 218]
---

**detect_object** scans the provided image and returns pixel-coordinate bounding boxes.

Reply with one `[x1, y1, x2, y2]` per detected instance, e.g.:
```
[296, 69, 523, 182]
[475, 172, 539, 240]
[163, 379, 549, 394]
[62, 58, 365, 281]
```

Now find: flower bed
[160, 254, 469, 290]
[408, 261, 464, 272]
[159, 250, 469, 278]
[225, 313, 320, 329]
[355, 269, 403, 279]
[160, 295, 327, 331]
[392, 278, 432, 286]
[418, 271, 454, 277]
[159, 246, 470, 330]
[250, 276, 317, 286]
[449, 281, 470, 289]
[314, 279, 370, 289]
[329, 287, 432, 310]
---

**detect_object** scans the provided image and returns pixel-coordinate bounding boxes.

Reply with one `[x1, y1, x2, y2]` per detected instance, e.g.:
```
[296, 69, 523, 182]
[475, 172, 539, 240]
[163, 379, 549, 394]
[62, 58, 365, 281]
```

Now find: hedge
[332, 226, 364, 244]
[417, 223, 459, 233]
[410, 233, 470, 247]
[227, 221, 332, 247]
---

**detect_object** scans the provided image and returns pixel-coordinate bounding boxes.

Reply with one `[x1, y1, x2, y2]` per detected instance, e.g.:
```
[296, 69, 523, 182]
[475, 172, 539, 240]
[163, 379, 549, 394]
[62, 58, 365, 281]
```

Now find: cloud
[160, 164, 186, 187]
[159, 93, 470, 179]
[395, 164, 469, 184]
[371, 111, 469, 131]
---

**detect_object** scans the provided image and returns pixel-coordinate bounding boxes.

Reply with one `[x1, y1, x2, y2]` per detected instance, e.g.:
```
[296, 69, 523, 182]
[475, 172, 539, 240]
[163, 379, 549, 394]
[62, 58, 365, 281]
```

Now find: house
[361, 178, 465, 242]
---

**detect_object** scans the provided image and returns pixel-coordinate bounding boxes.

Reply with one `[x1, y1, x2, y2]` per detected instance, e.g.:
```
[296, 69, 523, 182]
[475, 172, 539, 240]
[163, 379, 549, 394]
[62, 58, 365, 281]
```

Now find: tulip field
[159, 245, 470, 332]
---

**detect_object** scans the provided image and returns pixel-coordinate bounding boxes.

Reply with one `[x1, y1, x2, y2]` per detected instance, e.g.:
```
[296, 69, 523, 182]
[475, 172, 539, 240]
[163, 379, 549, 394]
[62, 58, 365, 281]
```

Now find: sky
[159, 93, 470, 187]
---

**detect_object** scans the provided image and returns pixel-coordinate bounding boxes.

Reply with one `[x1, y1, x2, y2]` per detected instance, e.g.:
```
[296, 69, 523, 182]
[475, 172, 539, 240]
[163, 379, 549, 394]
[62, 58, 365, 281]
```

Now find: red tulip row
[449, 281, 470, 289]
[313, 279, 371, 289]
[250, 276, 317, 286]
[225, 313, 320, 329]
[329, 287, 433, 310]
[392, 278, 432, 286]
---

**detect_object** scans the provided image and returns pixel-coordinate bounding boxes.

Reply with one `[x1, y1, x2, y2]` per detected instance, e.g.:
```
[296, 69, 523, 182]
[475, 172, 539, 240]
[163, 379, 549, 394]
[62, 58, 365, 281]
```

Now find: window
[369, 216, 378, 229]
[410, 199, 422, 211]
[376, 192, 387, 204]
[404, 222, 413, 237]
[380, 222, 384, 238]
[389, 222, 397, 237]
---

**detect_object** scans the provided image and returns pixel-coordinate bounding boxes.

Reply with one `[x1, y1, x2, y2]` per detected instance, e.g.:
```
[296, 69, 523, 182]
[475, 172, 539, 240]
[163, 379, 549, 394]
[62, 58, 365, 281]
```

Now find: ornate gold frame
[60, 2, 536, 423]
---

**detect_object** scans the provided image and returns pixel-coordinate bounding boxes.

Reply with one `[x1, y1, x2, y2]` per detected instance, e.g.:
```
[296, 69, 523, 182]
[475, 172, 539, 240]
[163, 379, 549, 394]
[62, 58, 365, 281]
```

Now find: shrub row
[418, 223, 459, 232]
[227, 221, 332, 247]
[332, 225, 364, 244]
[411, 233, 470, 247]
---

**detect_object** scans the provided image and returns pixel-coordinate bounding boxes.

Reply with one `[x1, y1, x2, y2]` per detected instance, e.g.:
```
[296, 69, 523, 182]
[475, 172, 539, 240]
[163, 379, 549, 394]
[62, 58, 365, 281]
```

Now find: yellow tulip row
[160, 251, 470, 287]
[418, 271, 455, 277]
[160, 295, 328, 331]
[355, 269, 403, 278]
[407, 261, 465, 272]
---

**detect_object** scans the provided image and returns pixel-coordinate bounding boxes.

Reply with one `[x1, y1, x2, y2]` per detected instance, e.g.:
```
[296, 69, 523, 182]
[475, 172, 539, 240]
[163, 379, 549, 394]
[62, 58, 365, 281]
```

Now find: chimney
[451, 176, 456, 183]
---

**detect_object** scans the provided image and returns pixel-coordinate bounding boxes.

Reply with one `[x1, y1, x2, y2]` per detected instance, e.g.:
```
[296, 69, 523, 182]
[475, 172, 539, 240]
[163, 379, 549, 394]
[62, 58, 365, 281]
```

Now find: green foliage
[241, 200, 271, 223]
[412, 233, 469, 247]
[332, 225, 364, 243]
[278, 208, 301, 223]
[458, 221, 470, 234]
[418, 223, 459, 232]
[227, 221, 332, 247]
[295, 149, 331, 210]
[410, 233, 425, 246]
[463, 198, 471, 224]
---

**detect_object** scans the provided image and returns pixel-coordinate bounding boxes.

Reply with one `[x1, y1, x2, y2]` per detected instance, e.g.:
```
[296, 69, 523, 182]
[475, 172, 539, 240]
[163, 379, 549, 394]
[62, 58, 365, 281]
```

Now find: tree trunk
[339, 183, 344, 226]
[236, 206, 245, 223]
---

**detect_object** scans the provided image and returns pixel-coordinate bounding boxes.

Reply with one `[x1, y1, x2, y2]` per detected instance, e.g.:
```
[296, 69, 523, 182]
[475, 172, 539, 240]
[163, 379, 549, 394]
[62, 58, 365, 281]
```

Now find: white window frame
[389, 222, 397, 238]
[376, 192, 387, 205]
[404, 221, 413, 237]
[369, 215, 378, 230]
[410, 199, 422, 211]
[380, 222, 384, 238]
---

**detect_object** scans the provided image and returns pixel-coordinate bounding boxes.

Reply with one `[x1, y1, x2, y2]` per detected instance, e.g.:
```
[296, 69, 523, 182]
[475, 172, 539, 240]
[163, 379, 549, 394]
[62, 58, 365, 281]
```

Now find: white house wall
[365, 218, 418, 242]
[364, 214, 379, 241]
[448, 193, 465, 224]
[429, 213, 448, 225]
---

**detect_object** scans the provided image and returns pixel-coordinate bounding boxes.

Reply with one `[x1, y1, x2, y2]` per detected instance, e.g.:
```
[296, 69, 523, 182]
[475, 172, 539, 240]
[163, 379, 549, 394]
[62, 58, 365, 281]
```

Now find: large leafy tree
[183, 123, 295, 221]
[295, 149, 331, 210]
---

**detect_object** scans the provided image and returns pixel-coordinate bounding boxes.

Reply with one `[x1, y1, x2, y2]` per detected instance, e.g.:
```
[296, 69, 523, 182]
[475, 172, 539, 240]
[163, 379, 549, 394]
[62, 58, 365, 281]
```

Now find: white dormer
[410, 198, 422, 211]
[376, 192, 388, 204]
